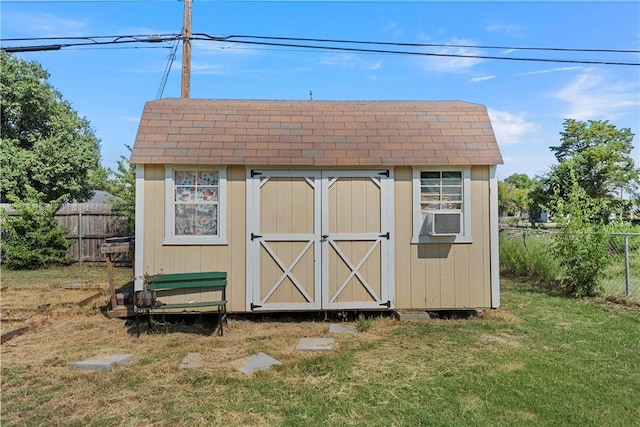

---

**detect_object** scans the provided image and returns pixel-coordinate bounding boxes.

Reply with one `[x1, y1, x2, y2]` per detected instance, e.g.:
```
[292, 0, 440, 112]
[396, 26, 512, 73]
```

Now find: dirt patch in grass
[0, 283, 109, 335]
[481, 307, 522, 323]
[476, 333, 523, 349]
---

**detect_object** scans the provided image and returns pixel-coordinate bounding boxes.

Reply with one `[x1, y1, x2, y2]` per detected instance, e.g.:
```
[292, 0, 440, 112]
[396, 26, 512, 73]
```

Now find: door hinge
[379, 300, 391, 309]
[251, 233, 262, 241]
[379, 232, 390, 240]
[250, 303, 262, 310]
[251, 170, 262, 177]
[378, 170, 390, 177]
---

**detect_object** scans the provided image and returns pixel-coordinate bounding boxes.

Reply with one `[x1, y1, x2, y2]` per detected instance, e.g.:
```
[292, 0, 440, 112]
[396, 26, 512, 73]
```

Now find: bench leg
[217, 305, 223, 336]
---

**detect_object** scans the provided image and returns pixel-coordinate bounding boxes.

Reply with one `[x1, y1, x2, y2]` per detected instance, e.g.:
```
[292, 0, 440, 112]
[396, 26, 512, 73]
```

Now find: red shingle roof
[130, 99, 503, 166]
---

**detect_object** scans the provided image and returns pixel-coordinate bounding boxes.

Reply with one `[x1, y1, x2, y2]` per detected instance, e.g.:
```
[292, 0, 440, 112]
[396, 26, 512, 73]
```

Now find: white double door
[247, 170, 394, 311]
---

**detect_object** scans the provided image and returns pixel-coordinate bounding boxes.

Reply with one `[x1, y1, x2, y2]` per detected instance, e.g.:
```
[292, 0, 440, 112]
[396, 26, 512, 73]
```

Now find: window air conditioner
[421, 211, 462, 236]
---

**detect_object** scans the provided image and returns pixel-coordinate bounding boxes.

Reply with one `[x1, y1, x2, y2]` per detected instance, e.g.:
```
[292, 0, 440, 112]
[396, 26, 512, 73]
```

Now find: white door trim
[321, 170, 394, 310]
[246, 169, 395, 311]
[246, 169, 322, 311]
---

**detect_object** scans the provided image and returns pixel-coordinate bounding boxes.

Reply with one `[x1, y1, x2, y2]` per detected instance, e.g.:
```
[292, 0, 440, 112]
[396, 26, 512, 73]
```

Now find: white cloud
[190, 62, 228, 75]
[383, 21, 404, 38]
[421, 39, 484, 72]
[470, 75, 496, 83]
[317, 53, 382, 71]
[4, 12, 86, 37]
[517, 66, 582, 76]
[554, 69, 640, 120]
[488, 109, 538, 146]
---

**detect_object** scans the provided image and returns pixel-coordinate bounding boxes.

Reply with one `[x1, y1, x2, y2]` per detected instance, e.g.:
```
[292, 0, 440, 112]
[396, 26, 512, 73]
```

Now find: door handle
[321, 234, 329, 242]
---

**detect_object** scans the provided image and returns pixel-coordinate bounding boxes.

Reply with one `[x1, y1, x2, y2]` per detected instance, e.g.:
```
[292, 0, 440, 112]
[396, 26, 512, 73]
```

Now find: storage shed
[130, 99, 503, 313]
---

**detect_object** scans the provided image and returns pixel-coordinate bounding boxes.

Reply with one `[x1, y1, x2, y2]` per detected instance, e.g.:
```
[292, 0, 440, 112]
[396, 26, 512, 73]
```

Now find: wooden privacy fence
[1, 202, 130, 264]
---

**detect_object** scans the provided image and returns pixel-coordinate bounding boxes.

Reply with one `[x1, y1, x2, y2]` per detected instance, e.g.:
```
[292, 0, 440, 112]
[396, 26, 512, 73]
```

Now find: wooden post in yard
[181, 0, 192, 98]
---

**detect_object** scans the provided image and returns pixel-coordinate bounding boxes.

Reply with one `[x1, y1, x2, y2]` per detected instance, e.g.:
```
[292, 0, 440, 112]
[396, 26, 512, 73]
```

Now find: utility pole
[181, 0, 192, 98]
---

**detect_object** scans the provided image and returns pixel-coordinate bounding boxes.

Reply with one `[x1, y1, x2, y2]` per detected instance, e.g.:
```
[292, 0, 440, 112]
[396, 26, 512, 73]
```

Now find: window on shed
[412, 168, 471, 243]
[420, 171, 463, 211]
[164, 167, 227, 245]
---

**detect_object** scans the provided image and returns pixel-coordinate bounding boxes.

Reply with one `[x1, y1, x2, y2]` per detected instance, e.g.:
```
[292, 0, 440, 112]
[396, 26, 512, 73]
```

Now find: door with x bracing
[247, 170, 393, 311]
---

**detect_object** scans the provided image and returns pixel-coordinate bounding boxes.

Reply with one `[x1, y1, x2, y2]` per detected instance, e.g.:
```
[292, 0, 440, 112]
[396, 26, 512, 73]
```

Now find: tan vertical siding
[141, 164, 493, 312]
[469, 167, 491, 307]
[394, 166, 492, 310]
[141, 165, 246, 312]
[393, 167, 414, 308]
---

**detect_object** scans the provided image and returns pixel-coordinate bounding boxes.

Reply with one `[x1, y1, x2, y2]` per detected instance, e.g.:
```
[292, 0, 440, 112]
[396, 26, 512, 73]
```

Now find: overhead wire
[215, 34, 640, 54]
[156, 30, 182, 99]
[2, 32, 639, 66]
[192, 34, 640, 66]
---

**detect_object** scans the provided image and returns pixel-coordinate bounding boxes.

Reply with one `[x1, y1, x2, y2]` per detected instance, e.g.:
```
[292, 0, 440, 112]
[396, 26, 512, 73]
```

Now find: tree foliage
[499, 173, 538, 217]
[547, 119, 639, 221]
[0, 188, 73, 270]
[553, 163, 611, 297]
[0, 51, 102, 203]
[106, 146, 136, 234]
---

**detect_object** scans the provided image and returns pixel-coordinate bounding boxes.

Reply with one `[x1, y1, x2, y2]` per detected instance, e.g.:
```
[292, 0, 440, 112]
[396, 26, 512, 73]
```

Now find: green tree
[527, 179, 550, 225]
[0, 187, 73, 270]
[499, 173, 538, 218]
[553, 161, 611, 297]
[547, 119, 639, 221]
[0, 51, 102, 203]
[498, 181, 517, 217]
[106, 146, 136, 234]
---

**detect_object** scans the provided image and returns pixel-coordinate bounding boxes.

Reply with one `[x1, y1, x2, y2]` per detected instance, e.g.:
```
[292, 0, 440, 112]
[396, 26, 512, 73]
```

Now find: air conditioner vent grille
[421, 211, 462, 236]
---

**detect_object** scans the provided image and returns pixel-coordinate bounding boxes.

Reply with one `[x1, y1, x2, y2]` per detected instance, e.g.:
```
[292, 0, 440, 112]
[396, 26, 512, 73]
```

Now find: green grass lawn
[1, 273, 639, 426]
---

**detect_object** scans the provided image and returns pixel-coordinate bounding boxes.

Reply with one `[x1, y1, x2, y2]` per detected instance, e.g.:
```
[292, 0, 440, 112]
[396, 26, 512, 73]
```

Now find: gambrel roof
[130, 98, 503, 166]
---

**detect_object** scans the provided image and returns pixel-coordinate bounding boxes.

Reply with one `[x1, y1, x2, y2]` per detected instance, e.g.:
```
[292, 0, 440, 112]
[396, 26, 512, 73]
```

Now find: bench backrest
[147, 271, 227, 290]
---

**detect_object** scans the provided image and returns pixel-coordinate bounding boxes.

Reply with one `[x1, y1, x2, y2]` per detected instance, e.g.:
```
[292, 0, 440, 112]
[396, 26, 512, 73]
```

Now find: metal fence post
[624, 233, 630, 297]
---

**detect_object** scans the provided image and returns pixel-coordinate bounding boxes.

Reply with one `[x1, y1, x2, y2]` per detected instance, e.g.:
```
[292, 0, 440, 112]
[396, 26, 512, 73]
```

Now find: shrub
[0, 188, 73, 269]
[499, 230, 563, 286]
[553, 170, 611, 297]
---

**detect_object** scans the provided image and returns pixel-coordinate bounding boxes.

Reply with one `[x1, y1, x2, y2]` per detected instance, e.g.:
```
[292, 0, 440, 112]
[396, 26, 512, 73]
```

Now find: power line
[1, 34, 180, 52]
[2, 34, 179, 42]
[192, 35, 640, 66]
[156, 31, 182, 99]
[3, 33, 638, 66]
[5, 33, 638, 55]
[218, 34, 640, 55]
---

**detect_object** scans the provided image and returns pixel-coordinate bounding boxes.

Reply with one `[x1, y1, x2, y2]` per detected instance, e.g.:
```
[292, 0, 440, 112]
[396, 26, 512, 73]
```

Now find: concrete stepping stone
[179, 352, 204, 369]
[296, 337, 335, 352]
[329, 323, 358, 335]
[241, 352, 282, 375]
[71, 354, 134, 372]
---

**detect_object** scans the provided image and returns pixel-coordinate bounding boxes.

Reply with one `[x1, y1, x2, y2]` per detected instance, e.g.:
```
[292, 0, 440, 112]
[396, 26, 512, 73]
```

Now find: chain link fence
[500, 228, 640, 299]
[603, 233, 640, 298]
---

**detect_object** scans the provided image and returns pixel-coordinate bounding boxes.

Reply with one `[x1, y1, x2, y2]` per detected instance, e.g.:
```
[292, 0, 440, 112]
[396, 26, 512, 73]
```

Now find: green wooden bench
[135, 271, 228, 336]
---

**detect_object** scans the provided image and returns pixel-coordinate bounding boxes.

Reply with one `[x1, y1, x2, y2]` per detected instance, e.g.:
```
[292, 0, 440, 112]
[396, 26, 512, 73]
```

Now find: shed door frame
[246, 170, 322, 311]
[246, 169, 394, 311]
[321, 170, 395, 310]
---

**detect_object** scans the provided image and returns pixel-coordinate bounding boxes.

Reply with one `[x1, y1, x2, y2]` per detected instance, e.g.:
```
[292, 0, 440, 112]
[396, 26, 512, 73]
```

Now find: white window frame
[164, 165, 227, 245]
[412, 167, 472, 244]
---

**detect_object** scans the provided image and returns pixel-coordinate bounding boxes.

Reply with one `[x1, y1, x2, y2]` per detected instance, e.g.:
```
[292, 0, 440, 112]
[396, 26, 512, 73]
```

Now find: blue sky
[2, 0, 639, 180]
